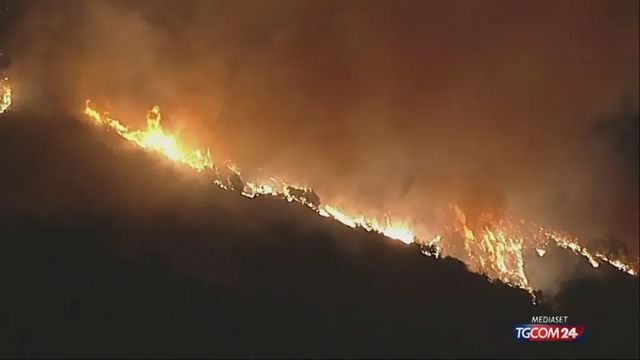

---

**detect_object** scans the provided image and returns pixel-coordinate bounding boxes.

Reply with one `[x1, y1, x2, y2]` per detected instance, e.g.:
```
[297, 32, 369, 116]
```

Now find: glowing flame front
[84, 101, 213, 171]
[0, 77, 11, 114]
[81, 100, 638, 294]
[318, 205, 415, 244]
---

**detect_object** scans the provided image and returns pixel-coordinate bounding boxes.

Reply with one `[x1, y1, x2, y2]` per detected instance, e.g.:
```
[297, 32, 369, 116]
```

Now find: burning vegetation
[0, 77, 10, 114]
[81, 99, 639, 295]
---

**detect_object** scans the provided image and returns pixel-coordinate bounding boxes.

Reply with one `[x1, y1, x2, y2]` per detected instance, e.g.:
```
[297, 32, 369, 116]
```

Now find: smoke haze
[4, 0, 639, 255]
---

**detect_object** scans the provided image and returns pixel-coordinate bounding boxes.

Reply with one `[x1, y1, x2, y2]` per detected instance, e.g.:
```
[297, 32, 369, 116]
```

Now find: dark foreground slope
[0, 113, 638, 358]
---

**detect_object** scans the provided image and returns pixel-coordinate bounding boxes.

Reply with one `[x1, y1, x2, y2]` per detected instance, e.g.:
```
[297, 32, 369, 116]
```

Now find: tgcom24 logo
[514, 316, 585, 342]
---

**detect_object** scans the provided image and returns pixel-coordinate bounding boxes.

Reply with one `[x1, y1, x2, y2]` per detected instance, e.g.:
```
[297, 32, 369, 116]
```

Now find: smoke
[4, 0, 639, 259]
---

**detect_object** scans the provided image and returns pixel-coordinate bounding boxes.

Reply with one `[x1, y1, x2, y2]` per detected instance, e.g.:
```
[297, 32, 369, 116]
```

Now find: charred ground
[0, 113, 638, 358]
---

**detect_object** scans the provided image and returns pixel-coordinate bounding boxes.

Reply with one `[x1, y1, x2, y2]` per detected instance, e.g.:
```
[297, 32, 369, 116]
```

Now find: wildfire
[0, 77, 11, 114]
[444, 205, 638, 292]
[84, 101, 213, 171]
[318, 205, 415, 244]
[544, 228, 638, 276]
[449, 205, 530, 290]
[80, 100, 638, 294]
[84, 101, 417, 245]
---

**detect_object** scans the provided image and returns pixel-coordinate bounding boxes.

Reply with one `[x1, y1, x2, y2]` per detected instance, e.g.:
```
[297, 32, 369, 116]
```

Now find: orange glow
[84, 101, 213, 171]
[0, 77, 11, 114]
[82, 100, 638, 294]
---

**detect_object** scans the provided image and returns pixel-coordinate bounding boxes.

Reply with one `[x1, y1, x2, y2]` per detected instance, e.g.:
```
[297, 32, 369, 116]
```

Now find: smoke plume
[4, 0, 639, 258]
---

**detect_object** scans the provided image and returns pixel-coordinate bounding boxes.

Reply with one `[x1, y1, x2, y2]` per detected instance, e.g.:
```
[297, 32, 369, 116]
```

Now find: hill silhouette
[0, 112, 637, 358]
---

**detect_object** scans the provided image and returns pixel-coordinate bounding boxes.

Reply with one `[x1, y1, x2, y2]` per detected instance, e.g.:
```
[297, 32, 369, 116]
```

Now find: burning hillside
[81, 99, 638, 295]
[2, 76, 636, 294]
[0, 106, 638, 359]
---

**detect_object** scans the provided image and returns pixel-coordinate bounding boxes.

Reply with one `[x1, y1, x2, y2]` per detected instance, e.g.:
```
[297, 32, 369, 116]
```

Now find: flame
[545, 228, 638, 276]
[81, 100, 638, 294]
[84, 101, 414, 244]
[0, 77, 11, 114]
[450, 205, 530, 290]
[421, 235, 443, 258]
[445, 205, 638, 291]
[318, 205, 415, 244]
[84, 101, 213, 171]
